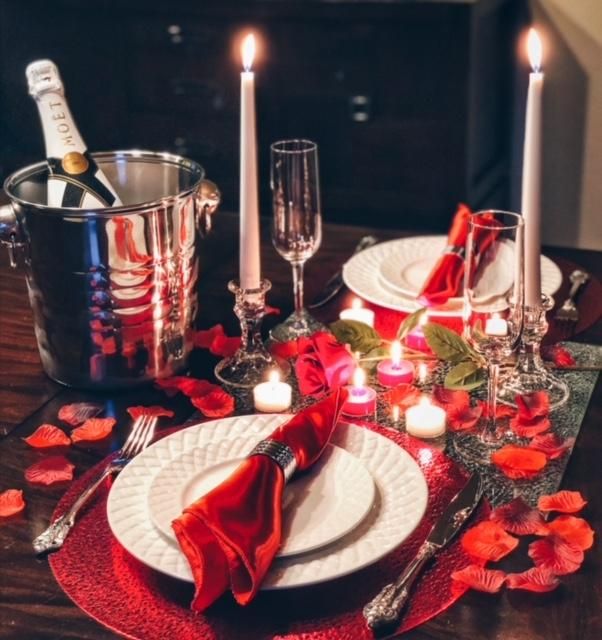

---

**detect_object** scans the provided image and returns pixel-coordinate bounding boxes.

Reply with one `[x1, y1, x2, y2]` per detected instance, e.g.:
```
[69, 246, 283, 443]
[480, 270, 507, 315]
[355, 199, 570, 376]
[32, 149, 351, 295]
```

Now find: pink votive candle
[405, 314, 431, 353]
[376, 340, 415, 387]
[342, 368, 377, 417]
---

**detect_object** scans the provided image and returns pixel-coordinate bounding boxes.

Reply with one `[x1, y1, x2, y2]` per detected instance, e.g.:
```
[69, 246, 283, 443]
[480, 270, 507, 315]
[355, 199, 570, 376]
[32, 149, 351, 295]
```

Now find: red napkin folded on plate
[418, 203, 473, 307]
[172, 388, 349, 612]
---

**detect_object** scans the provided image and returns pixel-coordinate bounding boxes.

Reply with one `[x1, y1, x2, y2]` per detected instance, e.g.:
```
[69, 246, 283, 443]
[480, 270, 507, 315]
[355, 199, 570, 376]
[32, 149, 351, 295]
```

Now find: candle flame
[392, 405, 400, 422]
[419, 312, 428, 327]
[418, 395, 431, 408]
[418, 362, 428, 383]
[528, 28, 543, 72]
[391, 340, 402, 366]
[242, 33, 256, 71]
[268, 370, 280, 384]
[351, 297, 362, 310]
[353, 367, 366, 389]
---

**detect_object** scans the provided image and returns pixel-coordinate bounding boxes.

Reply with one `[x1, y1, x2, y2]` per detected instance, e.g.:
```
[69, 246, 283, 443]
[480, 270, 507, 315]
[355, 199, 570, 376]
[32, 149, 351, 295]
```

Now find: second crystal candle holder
[215, 279, 290, 389]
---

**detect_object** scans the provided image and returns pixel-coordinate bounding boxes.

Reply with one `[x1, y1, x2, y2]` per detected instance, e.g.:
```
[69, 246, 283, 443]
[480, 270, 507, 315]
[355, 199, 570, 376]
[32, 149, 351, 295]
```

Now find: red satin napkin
[171, 389, 349, 612]
[418, 203, 472, 306]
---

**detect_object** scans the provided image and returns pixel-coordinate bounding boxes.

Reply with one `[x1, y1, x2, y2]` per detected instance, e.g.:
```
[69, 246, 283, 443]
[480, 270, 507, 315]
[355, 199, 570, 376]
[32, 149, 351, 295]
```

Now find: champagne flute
[270, 139, 324, 341]
[455, 210, 524, 464]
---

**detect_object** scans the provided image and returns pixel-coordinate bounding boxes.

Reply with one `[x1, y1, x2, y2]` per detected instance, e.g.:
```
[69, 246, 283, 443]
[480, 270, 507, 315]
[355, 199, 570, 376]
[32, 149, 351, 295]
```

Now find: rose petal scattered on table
[528, 536, 584, 575]
[25, 456, 74, 486]
[269, 338, 310, 360]
[191, 389, 235, 418]
[541, 345, 576, 368]
[57, 402, 103, 426]
[528, 433, 575, 460]
[126, 405, 175, 420]
[71, 418, 116, 443]
[382, 383, 423, 410]
[477, 400, 517, 420]
[546, 516, 594, 551]
[516, 391, 550, 421]
[193, 324, 226, 349]
[265, 305, 281, 316]
[209, 334, 241, 358]
[506, 567, 560, 593]
[432, 385, 470, 411]
[461, 521, 519, 561]
[0, 489, 26, 517]
[510, 414, 552, 438]
[155, 376, 219, 398]
[451, 565, 506, 593]
[447, 403, 482, 432]
[490, 497, 548, 536]
[23, 424, 71, 449]
[491, 445, 547, 479]
[538, 491, 587, 514]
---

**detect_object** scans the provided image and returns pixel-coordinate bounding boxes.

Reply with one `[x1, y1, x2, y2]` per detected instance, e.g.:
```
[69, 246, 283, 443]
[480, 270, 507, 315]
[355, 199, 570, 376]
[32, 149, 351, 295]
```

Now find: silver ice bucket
[0, 150, 220, 389]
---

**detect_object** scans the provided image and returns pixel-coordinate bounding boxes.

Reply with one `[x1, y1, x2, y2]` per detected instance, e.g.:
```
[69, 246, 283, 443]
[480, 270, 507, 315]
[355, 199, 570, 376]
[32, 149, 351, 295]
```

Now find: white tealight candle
[405, 396, 446, 439]
[339, 298, 375, 328]
[485, 314, 509, 337]
[253, 370, 292, 413]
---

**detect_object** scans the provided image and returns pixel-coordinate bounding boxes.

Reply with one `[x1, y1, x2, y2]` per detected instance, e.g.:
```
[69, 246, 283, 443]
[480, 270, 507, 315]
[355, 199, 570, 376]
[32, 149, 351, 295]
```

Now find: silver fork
[33, 414, 158, 554]
[554, 269, 589, 326]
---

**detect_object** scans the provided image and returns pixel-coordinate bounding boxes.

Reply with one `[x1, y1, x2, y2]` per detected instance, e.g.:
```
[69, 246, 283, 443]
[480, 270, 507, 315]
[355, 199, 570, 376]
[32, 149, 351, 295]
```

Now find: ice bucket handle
[195, 179, 221, 237]
[0, 203, 26, 268]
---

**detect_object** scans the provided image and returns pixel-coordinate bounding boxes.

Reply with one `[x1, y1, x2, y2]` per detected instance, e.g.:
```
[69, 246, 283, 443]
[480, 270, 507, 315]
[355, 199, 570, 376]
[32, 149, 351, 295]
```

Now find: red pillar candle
[376, 340, 415, 387]
[342, 367, 377, 417]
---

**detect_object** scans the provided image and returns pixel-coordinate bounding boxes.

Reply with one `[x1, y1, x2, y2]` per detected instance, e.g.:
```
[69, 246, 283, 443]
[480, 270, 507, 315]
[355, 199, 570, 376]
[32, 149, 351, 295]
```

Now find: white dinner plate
[147, 439, 376, 558]
[343, 236, 563, 316]
[107, 415, 428, 589]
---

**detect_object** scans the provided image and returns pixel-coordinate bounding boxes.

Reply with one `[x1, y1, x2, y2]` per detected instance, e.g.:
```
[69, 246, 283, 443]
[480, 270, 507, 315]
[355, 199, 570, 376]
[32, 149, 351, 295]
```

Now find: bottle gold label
[61, 151, 89, 175]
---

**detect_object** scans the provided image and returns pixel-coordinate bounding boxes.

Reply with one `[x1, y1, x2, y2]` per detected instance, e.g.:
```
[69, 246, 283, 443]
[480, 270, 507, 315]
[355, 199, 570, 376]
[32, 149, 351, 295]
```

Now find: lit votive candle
[339, 298, 375, 328]
[342, 367, 377, 417]
[405, 313, 431, 352]
[485, 313, 509, 337]
[405, 395, 446, 439]
[253, 371, 292, 413]
[377, 340, 415, 387]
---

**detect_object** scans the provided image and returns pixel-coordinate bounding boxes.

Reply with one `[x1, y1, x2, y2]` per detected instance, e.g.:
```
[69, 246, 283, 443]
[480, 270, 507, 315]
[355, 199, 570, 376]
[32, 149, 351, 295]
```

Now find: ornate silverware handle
[567, 270, 589, 303]
[33, 462, 119, 554]
[363, 541, 437, 631]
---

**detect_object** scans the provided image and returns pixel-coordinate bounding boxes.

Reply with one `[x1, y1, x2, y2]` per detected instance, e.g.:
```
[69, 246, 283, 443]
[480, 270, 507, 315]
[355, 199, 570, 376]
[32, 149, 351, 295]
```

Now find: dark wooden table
[0, 212, 600, 640]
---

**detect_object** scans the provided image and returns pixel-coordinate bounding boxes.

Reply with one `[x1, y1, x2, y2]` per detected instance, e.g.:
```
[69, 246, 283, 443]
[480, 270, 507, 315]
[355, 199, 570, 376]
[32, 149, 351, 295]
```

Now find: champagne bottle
[26, 59, 122, 208]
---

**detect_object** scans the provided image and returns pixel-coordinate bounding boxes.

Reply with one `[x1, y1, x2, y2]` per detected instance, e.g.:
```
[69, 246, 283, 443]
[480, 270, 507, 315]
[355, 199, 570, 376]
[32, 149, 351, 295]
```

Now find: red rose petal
[528, 434, 575, 460]
[510, 414, 552, 438]
[542, 345, 576, 368]
[126, 405, 175, 420]
[25, 456, 75, 486]
[265, 305, 281, 316]
[506, 567, 560, 593]
[155, 376, 219, 398]
[461, 521, 519, 561]
[0, 489, 26, 517]
[210, 334, 241, 358]
[516, 391, 550, 421]
[23, 424, 71, 448]
[538, 491, 587, 514]
[477, 400, 517, 420]
[432, 385, 470, 411]
[490, 497, 549, 536]
[192, 324, 225, 349]
[269, 340, 302, 360]
[447, 403, 483, 432]
[71, 418, 116, 443]
[191, 389, 235, 418]
[547, 516, 594, 551]
[57, 402, 103, 426]
[383, 383, 423, 410]
[451, 565, 507, 593]
[528, 536, 584, 575]
[491, 445, 547, 479]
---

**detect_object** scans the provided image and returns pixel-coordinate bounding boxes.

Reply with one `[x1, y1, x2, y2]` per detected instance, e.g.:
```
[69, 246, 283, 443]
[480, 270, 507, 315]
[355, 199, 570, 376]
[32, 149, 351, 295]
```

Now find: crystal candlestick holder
[499, 293, 570, 410]
[215, 279, 290, 389]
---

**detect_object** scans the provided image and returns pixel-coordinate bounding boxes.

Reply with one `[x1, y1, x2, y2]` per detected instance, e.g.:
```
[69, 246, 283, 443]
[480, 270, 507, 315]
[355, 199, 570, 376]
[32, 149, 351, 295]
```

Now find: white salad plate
[147, 438, 376, 558]
[343, 235, 563, 317]
[107, 415, 428, 590]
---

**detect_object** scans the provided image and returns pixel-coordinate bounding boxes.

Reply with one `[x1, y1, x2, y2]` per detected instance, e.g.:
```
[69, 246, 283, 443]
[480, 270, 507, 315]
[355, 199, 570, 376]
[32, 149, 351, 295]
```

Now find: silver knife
[363, 473, 483, 632]
[308, 235, 378, 309]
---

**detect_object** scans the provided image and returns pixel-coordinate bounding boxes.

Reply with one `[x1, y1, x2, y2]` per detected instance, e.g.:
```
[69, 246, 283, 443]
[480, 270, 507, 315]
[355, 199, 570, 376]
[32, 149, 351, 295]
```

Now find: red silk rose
[295, 332, 355, 397]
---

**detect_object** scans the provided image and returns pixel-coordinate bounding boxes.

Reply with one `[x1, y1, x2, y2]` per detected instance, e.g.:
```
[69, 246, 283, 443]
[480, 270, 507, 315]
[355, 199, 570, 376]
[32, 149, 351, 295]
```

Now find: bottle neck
[34, 90, 87, 159]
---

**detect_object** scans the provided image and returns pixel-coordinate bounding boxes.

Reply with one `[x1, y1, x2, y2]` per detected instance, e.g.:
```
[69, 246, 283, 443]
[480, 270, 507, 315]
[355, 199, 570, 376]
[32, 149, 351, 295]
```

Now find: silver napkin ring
[248, 439, 297, 482]
[444, 245, 465, 257]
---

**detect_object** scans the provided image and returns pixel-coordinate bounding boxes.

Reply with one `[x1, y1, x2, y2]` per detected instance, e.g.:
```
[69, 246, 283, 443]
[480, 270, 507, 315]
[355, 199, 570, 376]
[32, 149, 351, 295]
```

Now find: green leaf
[329, 319, 382, 354]
[361, 346, 388, 372]
[396, 308, 427, 340]
[444, 360, 486, 391]
[423, 323, 476, 363]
